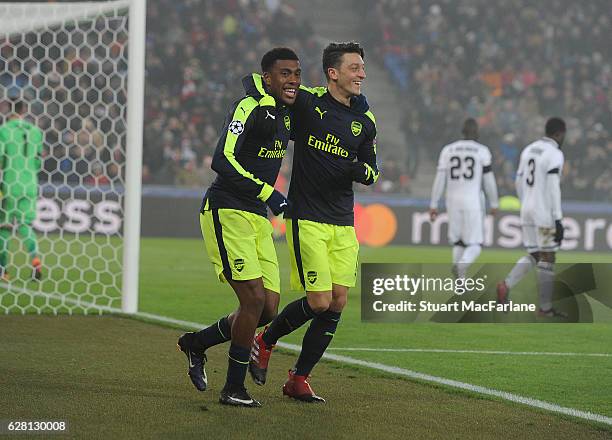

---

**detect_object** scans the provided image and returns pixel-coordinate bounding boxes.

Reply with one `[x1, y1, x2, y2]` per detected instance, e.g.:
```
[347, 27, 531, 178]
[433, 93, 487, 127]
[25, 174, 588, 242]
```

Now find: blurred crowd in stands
[362, 0, 611, 200]
[1, 0, 610, 202]
[141, 0, 321, 192]
[0, 0, 320, 194]
[0, 9, 128, 187]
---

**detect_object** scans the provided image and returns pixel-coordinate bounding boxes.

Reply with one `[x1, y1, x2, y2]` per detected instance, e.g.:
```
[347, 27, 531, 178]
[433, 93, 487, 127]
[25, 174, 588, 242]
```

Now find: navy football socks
[295, 310, 341, 376]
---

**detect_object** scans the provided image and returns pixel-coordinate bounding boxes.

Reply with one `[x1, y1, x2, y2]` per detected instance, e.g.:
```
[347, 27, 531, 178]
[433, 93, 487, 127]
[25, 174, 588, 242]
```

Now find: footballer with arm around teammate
[429, 118, 499, 279]
[176, 48, 301, 407]
[496, 117, 567, 318]
[246, 42, 379, 402]
[0, 100, 44, 282]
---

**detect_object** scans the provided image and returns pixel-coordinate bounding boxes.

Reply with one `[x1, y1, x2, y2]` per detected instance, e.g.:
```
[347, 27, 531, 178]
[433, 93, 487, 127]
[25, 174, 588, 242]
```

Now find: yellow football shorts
[286, 218, 359, 292]
[200, 208, 280, 293]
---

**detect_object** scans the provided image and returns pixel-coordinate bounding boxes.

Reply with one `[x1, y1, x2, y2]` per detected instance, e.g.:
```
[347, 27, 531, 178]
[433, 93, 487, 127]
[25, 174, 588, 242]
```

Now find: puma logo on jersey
[314, 106, 327, 119]
[265, 110, 275, 120]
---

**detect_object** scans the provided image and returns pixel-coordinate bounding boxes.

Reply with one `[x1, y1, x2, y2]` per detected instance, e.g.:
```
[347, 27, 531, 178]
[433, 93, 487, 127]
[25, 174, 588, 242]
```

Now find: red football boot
[282, 369, 325, 403]
[249, 328, 274, 385]
[496, 280, 509, 306]
[32, 257, 43, 281]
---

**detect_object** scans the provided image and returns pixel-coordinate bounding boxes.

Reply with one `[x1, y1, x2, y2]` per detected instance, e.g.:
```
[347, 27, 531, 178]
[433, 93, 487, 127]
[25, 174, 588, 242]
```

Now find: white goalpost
[122, 0, 146, 314]
[0, 0, 146, 314]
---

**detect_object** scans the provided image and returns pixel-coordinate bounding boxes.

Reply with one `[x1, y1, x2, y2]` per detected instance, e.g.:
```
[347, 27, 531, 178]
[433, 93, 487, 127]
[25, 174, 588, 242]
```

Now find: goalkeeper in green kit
[0, 101, 44, 281]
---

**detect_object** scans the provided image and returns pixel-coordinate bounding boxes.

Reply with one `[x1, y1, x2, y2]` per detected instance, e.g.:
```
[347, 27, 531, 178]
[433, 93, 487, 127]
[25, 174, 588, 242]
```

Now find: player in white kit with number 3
[429, 118, 499, 279]
[497, 117, 567, 318]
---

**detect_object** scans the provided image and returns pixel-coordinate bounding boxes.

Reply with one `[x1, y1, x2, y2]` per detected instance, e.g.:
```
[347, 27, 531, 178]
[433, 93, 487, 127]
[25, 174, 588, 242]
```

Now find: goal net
[0, 0, 144, 315]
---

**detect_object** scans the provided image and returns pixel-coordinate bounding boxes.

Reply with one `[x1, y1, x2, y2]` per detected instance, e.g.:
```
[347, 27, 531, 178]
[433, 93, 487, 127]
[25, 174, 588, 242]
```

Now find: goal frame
[122, 0, 146, 313]
[0, 0, 146, 314]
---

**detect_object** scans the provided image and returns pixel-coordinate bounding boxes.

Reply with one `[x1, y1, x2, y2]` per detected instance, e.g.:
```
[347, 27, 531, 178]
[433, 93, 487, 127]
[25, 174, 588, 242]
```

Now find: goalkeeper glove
[554, 219, 564, 244]
[265, 190, 290, 216]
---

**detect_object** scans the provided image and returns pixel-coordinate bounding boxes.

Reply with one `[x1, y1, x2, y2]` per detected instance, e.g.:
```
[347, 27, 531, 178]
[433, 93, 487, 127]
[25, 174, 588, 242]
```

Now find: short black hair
[261, 47, 299, 73]
[462, 118, 478, 135]
[545, 117, 566, 137]
[322, 42, 364, 80]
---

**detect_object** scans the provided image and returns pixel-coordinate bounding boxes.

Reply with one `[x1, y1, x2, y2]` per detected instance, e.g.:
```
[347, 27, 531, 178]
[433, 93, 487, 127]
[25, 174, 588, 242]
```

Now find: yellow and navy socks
[295, 310, 341, 376]
[263, 297, 316, 347]
[226, 343, 250, 387]
[193, 315, 231, 352]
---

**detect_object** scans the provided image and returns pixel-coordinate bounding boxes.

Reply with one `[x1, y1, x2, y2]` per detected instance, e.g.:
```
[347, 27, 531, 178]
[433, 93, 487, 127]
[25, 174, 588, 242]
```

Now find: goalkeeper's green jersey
[0, 118, 43, 197]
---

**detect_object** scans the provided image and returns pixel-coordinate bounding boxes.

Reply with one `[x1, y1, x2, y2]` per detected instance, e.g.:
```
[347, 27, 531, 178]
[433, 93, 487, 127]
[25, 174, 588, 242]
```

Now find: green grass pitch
[139, 239, 612, 418]
[1, 237, 612, 437]
[2, 315, 611, 439]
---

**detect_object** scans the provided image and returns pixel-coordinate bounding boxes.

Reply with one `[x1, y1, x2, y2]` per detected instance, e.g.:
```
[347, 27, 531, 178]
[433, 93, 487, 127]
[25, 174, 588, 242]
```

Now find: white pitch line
[319, 351, 612, 426]
[128, 312, 612, 427]
[1, 284, 121, 314]
[4, 297, 612, 427]
[327, 347, 612, 357]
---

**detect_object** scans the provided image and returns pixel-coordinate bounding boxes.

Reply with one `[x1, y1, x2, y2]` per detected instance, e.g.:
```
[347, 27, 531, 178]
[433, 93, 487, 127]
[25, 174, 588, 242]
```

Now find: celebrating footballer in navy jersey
[177, 48, 301, 408]
[246, 42, 379, 402]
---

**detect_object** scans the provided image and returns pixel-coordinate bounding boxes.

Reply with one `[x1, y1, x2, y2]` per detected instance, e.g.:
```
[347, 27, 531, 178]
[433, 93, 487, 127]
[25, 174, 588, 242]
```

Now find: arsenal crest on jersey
[307, 271, 317, 284]
[234, 258, 244, 272]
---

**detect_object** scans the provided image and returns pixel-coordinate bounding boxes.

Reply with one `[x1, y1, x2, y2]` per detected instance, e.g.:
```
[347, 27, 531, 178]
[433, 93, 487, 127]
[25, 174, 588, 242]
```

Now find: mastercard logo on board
[354, 203, 398, 247]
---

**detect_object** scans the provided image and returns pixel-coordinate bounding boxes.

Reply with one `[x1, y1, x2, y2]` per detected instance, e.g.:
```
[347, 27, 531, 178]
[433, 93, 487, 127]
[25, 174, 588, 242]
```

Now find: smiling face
[263, 59, 301, 105]
[328, 52, 366, 98]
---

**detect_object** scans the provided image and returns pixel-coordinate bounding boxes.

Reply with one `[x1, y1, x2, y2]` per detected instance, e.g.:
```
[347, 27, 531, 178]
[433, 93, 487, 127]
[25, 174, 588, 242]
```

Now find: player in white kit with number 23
[429, 118, 499, 279]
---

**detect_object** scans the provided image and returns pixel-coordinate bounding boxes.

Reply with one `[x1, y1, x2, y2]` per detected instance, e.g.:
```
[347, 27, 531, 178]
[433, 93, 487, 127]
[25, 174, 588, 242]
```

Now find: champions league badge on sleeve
[228, 120, 244, 135]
